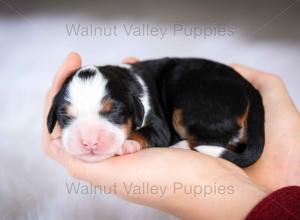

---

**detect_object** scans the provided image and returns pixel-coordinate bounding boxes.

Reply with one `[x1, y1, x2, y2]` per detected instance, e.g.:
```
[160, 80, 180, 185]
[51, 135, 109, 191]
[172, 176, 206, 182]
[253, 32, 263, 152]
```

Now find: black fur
[132, 58, 265, 167]
[98, 65, 171, 147]
[98, 66, 145, 129]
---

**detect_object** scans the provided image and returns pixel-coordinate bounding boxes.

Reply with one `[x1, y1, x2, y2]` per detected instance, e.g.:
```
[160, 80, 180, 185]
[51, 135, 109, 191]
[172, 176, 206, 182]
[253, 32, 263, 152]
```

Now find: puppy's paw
[116, 140, 141, 155]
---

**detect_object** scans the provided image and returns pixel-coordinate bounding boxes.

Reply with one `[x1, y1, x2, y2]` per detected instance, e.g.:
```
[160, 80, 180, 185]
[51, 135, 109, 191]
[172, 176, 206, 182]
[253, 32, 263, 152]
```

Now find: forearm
[93, 149, 269, 220]
[117, 184, 266, 220]
[119, 167, 267, 219]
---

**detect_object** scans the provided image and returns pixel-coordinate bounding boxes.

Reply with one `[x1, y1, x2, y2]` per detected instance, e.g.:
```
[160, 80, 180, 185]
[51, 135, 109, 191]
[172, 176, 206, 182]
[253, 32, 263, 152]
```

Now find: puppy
[47, 58, 264, 167]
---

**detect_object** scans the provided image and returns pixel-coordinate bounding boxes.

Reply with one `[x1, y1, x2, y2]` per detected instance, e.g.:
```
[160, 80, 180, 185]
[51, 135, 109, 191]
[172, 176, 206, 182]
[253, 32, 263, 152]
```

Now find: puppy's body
[132, 58, 264, 167]
[47, 58, 264, 167]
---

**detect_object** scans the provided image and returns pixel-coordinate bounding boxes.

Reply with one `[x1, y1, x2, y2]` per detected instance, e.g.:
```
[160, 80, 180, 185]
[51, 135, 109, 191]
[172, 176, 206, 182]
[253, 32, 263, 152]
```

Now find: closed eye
[100, 101, 128, 125]
[57, 106, 74, 128]
[61, 115, 74, 127]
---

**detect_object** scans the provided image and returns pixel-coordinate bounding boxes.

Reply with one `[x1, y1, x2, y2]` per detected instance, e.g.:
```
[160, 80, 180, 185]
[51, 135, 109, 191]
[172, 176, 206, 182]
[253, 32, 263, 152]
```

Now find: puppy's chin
[66, 146, 123, 162]
[76, 153, 115, 162]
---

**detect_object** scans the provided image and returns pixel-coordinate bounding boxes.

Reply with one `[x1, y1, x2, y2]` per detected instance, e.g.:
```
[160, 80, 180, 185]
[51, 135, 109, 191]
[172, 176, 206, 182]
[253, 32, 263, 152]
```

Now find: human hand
[43, 54, 296, 219]
[43, 52, 81, 162]
[229, 64, 300, 190]
[43, 54, 268, 219]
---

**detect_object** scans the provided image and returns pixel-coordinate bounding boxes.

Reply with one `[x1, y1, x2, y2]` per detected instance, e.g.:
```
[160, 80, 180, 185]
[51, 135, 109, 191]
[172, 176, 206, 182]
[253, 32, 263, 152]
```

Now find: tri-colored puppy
[47, 58, 264, 167]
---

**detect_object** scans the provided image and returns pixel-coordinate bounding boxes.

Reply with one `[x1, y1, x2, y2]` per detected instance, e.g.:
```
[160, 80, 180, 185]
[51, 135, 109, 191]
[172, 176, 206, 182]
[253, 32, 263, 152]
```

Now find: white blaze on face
[66, 67, 107, 116]
[61, 66, 127, 162]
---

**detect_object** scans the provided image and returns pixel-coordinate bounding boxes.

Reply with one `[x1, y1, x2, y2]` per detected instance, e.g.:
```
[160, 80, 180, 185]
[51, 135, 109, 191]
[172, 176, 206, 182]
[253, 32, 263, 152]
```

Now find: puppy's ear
[47, 100, 58, 134]
[131, 96, 145, 129]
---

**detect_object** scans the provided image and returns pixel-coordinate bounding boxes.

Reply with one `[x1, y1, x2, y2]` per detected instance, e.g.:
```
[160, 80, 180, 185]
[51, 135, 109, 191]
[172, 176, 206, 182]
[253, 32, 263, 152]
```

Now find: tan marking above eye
[101, 99, 113, 113]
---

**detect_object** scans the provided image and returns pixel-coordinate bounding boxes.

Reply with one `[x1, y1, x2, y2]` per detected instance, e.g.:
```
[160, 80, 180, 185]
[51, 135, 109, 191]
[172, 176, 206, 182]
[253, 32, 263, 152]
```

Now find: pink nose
[82, 139, 99, 150]
[79, 127, 102, 150]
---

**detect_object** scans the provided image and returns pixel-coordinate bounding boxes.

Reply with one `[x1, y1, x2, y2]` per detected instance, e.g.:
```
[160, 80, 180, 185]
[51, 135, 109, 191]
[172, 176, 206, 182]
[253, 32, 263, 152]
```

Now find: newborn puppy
[47, 58, 264, 167]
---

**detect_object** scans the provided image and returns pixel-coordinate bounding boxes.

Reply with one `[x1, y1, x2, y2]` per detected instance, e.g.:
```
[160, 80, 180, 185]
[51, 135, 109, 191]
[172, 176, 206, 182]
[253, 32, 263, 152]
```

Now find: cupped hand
[229, 64, 300, 189]
[43, 53, 299, 219]
[43, 52, 81, 161]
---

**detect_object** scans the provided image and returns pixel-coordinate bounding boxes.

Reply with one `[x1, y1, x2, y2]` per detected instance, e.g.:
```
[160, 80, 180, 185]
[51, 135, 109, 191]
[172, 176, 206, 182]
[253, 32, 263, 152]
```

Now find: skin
[43, 53, 300, 220]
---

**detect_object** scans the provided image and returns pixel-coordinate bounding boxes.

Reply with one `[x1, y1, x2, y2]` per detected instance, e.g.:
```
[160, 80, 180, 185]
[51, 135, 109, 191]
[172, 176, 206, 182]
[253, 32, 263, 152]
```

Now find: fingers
[43, 52, 81, 154]
[229, 63, 281, 91]
[122, 57, 140, 64]
[229, 63, 264, 81]
[45, 52, 81, 113]
[229, 64, 294, 106]
[231, 63, 300, 145]
[51, 52, 82, 92]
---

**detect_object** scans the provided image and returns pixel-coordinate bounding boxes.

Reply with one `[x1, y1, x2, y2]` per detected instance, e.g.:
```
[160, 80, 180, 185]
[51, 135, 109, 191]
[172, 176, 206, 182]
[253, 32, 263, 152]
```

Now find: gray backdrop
[0, 0, 299, 219]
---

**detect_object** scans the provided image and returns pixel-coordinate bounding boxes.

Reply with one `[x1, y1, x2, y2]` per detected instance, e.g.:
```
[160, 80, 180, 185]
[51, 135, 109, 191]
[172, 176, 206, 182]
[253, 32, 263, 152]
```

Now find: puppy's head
[47, 65, 144, 162]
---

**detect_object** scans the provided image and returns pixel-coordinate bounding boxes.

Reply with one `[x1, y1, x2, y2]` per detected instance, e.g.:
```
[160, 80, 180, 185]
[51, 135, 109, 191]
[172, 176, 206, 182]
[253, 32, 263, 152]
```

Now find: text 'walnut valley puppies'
[47, 58, 264, 167]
